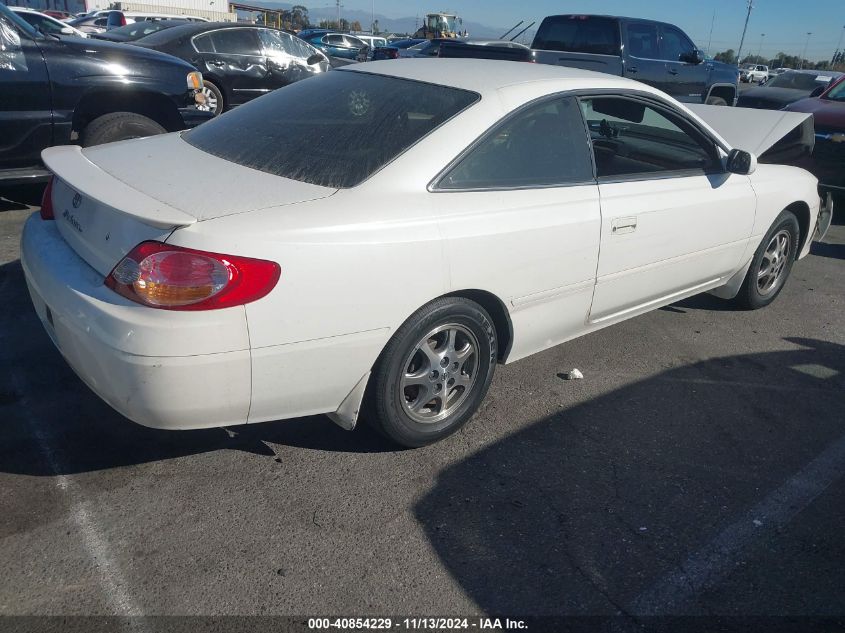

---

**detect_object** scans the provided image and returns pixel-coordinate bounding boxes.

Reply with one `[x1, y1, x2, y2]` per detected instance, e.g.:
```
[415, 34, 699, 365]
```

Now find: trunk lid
[42, 136, 336, 276]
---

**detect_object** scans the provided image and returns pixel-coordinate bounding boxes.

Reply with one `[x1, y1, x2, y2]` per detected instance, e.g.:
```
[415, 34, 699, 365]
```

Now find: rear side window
[193, 32, 213, 52]
[183, 71, 479, 188]
[533, 16, 620, 56]
[437, 96, 594, 190]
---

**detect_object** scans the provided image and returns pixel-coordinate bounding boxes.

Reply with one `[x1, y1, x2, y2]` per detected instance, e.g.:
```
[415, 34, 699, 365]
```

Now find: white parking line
[11, 370, 145, 621]
[629, 431, 845, 615]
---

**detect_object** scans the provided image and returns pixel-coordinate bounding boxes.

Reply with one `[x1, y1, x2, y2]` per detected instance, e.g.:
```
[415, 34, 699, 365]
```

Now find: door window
[660, 25, 695, 62]
[625, 22, 659, 59]
[324, 34, 344, 46]
[258, 28, 295, 56]
[579, 96, 718, 179]
[437, 96, 594, 190]
[209, 28, 260, 55]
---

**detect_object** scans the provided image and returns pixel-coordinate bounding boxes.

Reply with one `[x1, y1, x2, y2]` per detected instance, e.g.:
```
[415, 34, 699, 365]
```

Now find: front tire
[706, 96, 728, 106]
[366, 297, 497, 448]
[199, 80, 224, 115]
[82, 112, 166, 147]
[734, 210, 800, 310]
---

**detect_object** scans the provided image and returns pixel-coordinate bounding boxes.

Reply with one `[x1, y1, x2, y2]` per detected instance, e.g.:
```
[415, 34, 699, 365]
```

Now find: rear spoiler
[41, 145, 197, 229]
[687, 104, 815, 161]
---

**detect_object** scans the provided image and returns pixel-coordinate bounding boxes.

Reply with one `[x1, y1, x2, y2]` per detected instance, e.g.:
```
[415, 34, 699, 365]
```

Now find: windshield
[0, 4, 38, 37]
[826, 79, 845, 101]
[427, 14, 459, 33]
[183, 71, 479, 188]
[14, 11, 66, 35]
[766, 71, 837, 90]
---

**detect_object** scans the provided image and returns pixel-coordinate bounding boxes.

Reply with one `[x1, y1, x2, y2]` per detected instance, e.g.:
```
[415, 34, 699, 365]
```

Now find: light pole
[757, 33, 765, 58]
[736, 0, 754, 65]
[800, 32, 811, 69]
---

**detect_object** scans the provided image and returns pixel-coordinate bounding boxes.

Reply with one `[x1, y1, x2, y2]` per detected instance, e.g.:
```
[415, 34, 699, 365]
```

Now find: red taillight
[40, 177, 55, 220]
[118, 12, 126, 25]
[105, 241, 280, 311]
[388, 48, 399, 59]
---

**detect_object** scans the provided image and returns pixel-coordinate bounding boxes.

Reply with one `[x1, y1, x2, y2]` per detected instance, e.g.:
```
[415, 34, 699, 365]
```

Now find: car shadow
[810, 241, 845, 260]
[413, 337, 845, 616]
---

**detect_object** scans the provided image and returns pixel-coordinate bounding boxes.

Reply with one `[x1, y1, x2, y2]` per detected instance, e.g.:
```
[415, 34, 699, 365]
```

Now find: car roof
[339, 58, 653, 97]
[135, 20, 274, 42]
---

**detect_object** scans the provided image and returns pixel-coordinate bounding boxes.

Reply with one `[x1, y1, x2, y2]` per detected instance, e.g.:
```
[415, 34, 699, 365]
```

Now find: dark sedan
[784, 76, 845, 196]
[91, 19, 187, 43]
[132, 22, 329, 115]
[372, 38, 424, 60]
[737, 69, 843, 110]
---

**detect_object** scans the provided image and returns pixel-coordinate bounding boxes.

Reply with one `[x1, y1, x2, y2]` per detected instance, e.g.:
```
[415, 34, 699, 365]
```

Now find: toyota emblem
[72, 192, 82, 208]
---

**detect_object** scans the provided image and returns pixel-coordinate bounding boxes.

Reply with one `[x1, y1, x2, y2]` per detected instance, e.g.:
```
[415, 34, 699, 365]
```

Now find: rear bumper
[20, 214, 251, 430]
[178, 107, 215, 130]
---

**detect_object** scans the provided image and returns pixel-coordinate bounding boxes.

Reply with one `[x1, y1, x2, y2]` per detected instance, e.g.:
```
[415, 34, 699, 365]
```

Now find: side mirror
[727, 148, 757, 175]
[306, 53, 324, 66]
[680, 49, 704, 64]
[809, 85, 825, 98]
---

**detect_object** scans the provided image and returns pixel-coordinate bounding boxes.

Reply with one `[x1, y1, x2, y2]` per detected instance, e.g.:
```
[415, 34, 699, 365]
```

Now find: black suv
[0, 4, 210, 184]
[532, 15, 739, 106]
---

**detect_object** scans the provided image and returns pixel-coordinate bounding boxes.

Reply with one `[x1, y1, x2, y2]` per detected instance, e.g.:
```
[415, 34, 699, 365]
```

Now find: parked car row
[2, 3, 840, 199]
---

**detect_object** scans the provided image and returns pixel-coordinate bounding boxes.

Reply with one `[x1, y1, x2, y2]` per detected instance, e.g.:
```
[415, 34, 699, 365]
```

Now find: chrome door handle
[668, 68, 679, 75]
[611, 216, 637, 234]
[627, 66, 638, 74]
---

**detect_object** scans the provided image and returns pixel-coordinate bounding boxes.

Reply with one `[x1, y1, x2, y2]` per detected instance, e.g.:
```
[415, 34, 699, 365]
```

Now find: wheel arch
[706, 83, 737, 105]
[73, 89, 184, 134]
[443, 288, 513, 363]
[785, 200, 811, 257]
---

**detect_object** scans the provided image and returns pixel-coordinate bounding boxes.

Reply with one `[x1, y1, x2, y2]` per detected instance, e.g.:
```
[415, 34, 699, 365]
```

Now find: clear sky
[333, 0, 845, 61]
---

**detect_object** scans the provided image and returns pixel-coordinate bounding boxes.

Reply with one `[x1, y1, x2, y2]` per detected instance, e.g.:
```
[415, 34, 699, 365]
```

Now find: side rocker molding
[327, 371, 371, 430]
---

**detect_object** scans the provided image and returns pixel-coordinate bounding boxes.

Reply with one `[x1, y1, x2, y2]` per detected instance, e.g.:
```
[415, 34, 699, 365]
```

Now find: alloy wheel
[757, 229, 791, 296]
[399, 323, 479, 424]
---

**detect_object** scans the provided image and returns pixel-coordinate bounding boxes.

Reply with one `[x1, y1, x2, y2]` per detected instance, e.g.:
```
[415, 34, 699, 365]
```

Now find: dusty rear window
[183, 70, 479, 188]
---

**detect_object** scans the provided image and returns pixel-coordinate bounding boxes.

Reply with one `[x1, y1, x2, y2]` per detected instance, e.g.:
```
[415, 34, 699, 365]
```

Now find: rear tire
[365, 297, 497, 448]
[82, 112, 166, 147]
[706, 96, 728, 106]
[734, 210, 800, 310]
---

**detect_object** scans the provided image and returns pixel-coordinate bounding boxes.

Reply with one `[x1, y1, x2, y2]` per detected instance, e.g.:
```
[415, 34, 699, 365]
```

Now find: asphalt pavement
[0, 184, 843, 627]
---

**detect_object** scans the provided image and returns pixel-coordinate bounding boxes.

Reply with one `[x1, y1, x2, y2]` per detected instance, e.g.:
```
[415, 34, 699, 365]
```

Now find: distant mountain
[240, 2, 510, 39]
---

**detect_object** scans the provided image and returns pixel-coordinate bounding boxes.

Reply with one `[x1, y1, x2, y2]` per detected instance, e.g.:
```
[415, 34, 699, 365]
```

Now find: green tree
[713, 49, 736, 64]
[290, 4, 309, 30]
[350, 20, 362, 32]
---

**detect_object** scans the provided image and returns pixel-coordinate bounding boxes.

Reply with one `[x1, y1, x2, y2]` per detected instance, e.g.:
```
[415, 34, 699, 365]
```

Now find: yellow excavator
[413, 12, 463, 39]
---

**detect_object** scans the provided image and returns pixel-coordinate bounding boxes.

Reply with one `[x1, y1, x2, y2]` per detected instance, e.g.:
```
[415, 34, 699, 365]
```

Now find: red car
[785, 75, 845, 197]
[42, 9, 71, 19]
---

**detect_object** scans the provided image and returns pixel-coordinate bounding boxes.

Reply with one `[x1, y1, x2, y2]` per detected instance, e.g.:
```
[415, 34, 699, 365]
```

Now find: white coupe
[21, 60, 831, 447]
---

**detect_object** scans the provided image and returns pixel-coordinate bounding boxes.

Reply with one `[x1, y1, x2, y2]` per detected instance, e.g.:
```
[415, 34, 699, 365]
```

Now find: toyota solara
[22, 60, 830, 447]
